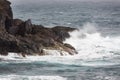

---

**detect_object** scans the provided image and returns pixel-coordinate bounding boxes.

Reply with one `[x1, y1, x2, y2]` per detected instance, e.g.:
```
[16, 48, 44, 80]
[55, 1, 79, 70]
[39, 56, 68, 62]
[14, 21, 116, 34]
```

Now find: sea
[0, 0, 120, 80]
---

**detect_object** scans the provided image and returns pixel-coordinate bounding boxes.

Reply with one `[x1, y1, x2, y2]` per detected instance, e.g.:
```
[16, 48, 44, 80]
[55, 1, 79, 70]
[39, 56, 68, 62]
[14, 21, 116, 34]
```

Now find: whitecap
[0, 75, 67, 80]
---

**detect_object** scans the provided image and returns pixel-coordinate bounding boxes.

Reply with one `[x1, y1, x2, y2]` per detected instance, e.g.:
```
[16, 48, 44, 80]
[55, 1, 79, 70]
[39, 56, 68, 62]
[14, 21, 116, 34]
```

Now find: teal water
[0, 55, 120, 80]
[11, 1, 120, 36]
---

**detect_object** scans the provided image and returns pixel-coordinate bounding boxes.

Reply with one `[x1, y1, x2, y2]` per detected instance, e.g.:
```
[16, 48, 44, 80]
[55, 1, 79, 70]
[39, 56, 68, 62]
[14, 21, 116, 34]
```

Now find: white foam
[0, 75, 67, 80]
[64, 23, 120, 60]
[42, 49, 69, 56]
[7, 53, 24, 58]
[0, 50, 70, 61]
[0, 53, 25, 61]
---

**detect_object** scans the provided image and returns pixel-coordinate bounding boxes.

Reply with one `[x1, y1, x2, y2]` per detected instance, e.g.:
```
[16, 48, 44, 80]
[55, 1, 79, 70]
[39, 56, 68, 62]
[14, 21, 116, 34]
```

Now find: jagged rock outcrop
[0, 0, 13, 32]
[52, 26, 75, 43]
[0, 0, 77, 56]
[0, 0, 18, 54]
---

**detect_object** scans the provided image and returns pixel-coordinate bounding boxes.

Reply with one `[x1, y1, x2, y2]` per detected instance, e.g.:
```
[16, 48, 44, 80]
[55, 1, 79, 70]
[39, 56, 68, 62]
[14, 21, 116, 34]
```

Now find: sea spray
[64, 23, 120, 60]
[0, 23, 120, 66]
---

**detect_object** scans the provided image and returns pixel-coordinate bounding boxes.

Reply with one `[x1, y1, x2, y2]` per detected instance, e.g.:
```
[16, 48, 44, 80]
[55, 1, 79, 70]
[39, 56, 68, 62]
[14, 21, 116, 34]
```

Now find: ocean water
[0, 1, 120, 80]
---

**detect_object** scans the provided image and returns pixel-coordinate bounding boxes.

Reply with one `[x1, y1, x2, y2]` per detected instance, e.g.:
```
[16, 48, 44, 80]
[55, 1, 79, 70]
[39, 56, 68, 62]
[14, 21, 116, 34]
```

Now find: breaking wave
[0, 23, 120, 67]
[64, 23, 120, 61]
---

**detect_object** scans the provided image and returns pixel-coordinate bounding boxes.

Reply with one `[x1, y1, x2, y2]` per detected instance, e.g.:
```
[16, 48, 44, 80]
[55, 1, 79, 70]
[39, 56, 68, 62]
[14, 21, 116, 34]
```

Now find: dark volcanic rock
[9, 19, 24, 35]
[16, 19, 33, 36]
[52, 26, 76, 42]
[9, 19, 33, 36]
[0, 0, 17, 54]
[13, 19, 24, 26]
[0, 32, 20, 53]
[0, 0, 13, 32]
[0, 0, 77, 56]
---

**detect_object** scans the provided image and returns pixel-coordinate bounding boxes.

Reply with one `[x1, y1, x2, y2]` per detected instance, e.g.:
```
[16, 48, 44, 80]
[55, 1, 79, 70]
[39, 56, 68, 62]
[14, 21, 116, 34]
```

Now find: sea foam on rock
[41, 49, 70, 56]
[0, 0, 77, 56]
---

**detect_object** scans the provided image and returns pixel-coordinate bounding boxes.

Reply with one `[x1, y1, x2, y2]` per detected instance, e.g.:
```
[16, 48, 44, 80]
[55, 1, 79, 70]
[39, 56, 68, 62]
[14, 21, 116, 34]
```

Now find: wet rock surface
[0, 0, 77, 56]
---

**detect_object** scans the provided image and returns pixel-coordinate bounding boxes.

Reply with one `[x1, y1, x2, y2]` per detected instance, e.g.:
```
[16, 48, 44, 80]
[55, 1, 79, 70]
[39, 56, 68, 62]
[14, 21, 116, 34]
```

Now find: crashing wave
[1, 23, 120, 67]
[64, 23, 120, 60]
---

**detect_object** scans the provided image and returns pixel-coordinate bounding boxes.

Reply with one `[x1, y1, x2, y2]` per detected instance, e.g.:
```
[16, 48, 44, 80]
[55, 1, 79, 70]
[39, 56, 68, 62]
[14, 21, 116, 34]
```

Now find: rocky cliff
[0, 0, 77, 56]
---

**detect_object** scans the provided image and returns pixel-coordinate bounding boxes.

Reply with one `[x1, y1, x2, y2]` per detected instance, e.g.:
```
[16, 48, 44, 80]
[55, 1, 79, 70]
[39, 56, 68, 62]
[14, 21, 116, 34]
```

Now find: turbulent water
[1, 1, 120, 80]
